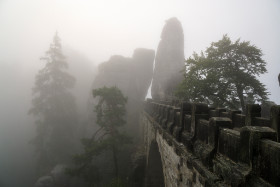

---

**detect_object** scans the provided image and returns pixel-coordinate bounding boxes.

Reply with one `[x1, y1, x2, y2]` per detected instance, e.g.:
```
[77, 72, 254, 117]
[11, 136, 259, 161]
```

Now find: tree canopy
[176, 35, 268, 111]
[29, 32, 77, 175]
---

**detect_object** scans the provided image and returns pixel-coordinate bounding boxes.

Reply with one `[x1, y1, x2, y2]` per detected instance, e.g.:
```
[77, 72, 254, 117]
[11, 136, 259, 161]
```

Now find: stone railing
[143, 99, 280, 186]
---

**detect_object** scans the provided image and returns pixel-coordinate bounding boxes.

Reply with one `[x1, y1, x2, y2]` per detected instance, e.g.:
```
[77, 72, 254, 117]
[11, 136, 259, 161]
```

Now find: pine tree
[67, 86, 131, 187]
[29, 32, 77, 175]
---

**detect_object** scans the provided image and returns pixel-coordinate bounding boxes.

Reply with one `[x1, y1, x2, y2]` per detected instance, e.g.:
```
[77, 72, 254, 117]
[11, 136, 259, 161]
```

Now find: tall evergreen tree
[67, 86, 131, 187]
[30, 32, 77, 175]
[176, 35, 268, 111]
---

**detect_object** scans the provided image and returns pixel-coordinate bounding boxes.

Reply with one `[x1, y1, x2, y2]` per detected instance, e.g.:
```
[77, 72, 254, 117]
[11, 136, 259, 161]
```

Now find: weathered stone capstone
[151, 17, 185, 100]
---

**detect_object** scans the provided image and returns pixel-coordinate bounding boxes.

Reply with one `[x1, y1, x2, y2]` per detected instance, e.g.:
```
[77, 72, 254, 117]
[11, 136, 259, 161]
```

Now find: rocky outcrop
[151, 17, 185, 100]
[89, 48, 155, 138]
[34, 165, 85, 187]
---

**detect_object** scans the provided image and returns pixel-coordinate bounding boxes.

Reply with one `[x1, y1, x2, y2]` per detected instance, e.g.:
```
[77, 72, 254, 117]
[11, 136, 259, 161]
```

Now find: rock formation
[151, 17, 185, 100]
[89, 48, 155, 137]
[82, 48, 154, 185]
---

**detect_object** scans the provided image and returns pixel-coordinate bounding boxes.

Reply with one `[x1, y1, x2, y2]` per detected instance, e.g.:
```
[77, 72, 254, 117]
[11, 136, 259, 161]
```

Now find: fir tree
[30, 32, 77, 175]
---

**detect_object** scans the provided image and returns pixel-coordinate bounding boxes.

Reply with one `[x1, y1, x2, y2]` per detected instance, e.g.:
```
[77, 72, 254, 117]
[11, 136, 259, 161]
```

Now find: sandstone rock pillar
[151, 17, 185, 100]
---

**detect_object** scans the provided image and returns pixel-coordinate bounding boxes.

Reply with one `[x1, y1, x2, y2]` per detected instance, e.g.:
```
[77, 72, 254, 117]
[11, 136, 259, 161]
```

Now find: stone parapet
[142, 99, 280, 186]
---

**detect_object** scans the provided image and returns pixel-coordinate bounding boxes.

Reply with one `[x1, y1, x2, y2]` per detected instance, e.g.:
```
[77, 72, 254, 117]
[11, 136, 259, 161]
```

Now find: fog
[1, 0, 279, 101]
[0, 0, 279, 186]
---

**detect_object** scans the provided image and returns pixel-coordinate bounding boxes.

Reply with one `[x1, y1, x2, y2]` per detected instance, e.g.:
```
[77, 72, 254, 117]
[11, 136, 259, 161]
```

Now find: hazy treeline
[0, 34, 96, 187]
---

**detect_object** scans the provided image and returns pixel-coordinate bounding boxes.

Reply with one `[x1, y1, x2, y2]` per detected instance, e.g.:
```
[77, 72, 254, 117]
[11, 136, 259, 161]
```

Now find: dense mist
[0, 0, 279, 186]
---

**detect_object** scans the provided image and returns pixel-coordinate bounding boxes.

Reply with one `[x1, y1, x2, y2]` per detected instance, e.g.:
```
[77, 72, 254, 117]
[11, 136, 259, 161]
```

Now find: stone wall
[141, 99, 280, 186]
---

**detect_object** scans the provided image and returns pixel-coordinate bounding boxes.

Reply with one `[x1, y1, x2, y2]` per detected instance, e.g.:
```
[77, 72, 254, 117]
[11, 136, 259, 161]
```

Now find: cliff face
[151, 17, 185, 100]
[89, 48, 155, 137]
[65, 47, 96, 118]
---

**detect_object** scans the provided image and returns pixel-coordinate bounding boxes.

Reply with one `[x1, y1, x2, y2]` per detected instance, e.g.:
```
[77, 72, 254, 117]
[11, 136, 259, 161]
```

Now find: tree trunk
[112, 145, 118, 178]
[237, 85, 245, 112]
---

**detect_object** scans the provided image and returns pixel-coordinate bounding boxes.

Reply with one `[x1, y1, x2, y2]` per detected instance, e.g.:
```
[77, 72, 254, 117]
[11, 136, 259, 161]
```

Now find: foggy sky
[0, 0, 280, 103]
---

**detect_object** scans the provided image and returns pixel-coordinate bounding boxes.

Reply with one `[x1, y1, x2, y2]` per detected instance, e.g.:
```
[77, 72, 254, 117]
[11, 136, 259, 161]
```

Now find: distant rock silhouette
[89, 48, 155, 137]
[151, 17, 185, 100]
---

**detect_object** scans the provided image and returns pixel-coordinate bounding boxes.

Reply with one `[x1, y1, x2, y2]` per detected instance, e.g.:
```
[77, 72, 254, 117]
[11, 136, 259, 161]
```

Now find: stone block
[161, 106, 172, 129]
[196, 119, 209, 143]
[184, 114, 192, 133]
[259, 139, 280, 186]
[239, 126, 277, 167]
[191, 114, 208, 141]
[208, 117, 232, 151]
[173, 111, 182, 141]
[193, 140, 214, 168]
[254, 117, 271, 127]
[245, 104, 261, 126]
[158, 105, 167, 125]
[191, 159, 221, 186]
[180, 102, 192, 128]
[218, 128, 240, 162]
[181, 114, 192, 150]
[213, 155, 250, 186]
[155, 104, 163, 123]
[228, 110, 241, 128]
[270, 105, 280, 142]
[166, 107, 180, 134]
[233, 114, 245, 128]
[181, 131, 193, 151]
[190, 103, 209, 139]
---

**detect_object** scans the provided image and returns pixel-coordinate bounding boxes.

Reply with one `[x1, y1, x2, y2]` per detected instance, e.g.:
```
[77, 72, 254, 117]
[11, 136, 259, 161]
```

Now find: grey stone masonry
[142, 99, 280, 187]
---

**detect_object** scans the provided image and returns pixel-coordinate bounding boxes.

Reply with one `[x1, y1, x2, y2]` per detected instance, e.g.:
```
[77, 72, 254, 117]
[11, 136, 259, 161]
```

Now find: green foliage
[176, 35, 269, 111]
[93, 86, 127, 129]
[67, 86, 131, 186]
[29, 32, 77, 175]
